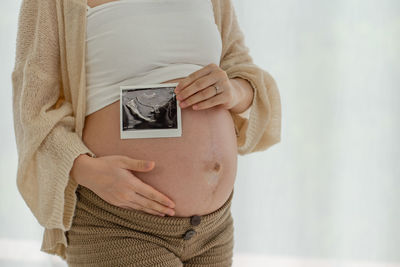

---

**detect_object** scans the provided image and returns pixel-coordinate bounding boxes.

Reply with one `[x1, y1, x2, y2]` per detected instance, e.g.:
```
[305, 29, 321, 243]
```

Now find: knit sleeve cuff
[226, 66, 282, 155]
[29, 123, 96, 231]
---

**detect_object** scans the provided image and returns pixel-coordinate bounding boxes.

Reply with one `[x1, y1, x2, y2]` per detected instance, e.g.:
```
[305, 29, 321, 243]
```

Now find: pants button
[190, 215, 201, 226]
[183, 229, 196, 240]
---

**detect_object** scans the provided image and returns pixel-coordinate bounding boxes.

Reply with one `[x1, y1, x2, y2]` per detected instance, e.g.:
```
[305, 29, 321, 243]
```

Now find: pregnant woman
[11, 0, 281, 266]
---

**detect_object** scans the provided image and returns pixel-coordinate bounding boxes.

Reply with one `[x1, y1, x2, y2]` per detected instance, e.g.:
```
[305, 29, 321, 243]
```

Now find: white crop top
[85, 0, 223, 116]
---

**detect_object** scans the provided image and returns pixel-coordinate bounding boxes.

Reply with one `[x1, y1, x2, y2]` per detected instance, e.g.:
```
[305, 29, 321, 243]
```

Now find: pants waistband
[75, 184, 234, 237]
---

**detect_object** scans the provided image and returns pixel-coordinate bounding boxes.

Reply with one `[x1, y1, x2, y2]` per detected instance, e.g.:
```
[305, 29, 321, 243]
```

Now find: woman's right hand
[70, 154, 176, 217]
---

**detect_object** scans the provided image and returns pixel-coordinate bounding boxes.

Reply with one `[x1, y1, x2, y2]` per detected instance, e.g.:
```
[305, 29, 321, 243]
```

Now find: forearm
[229, 77, 254, 114]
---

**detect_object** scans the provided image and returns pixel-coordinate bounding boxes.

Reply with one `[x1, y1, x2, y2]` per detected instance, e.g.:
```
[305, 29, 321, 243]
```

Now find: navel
[213, 162, 221, 172]
[206, 161, 223, 186]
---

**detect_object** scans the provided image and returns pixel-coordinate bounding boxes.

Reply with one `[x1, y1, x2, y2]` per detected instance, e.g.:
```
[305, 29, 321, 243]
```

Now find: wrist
[70, 153, 96, 187]
[229, 78, 254, 114]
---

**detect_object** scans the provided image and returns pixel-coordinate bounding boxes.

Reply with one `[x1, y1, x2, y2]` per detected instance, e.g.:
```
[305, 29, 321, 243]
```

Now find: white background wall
[1, 0, 399, 266]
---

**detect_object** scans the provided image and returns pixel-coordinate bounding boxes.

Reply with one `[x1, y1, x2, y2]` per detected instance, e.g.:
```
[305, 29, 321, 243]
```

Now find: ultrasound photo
[120, 83, 182, 139]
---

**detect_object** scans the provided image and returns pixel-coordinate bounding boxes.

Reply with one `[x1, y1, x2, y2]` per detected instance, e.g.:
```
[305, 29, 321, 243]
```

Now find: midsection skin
[82, 75, 238, 217]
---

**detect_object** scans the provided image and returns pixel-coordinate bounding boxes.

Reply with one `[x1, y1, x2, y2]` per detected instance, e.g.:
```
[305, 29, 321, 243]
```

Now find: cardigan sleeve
[11, 0, 95, 231]
[218, 0, 282, 155]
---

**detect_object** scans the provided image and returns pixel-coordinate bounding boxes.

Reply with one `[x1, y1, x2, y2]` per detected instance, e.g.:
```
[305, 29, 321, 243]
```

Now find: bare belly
[82, 77, 238, 217]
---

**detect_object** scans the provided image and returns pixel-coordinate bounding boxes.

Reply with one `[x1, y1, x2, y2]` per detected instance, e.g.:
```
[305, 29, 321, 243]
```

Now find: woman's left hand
[174, 63, 240, 111]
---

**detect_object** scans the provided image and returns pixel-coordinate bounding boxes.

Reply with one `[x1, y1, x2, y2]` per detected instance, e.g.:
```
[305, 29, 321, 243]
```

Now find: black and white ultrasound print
[120, 83, 182, 139]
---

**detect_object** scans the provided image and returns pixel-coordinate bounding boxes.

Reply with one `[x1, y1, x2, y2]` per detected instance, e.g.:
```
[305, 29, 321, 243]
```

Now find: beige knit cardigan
[11, 0, 281, 260]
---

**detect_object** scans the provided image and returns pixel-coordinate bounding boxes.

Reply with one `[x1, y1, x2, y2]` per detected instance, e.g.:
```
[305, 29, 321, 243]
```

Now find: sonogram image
[121, 86, 177, 131]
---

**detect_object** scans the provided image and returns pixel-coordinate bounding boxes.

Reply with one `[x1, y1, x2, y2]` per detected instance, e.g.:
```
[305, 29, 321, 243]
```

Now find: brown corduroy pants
[65, 184, 235, 267]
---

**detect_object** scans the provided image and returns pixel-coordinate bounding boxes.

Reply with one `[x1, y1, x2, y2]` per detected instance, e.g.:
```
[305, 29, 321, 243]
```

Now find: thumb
[123, 156, 155, 172]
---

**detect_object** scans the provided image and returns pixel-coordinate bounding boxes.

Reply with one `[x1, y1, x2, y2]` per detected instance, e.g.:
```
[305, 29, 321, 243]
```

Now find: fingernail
[146, 161, 154, 168]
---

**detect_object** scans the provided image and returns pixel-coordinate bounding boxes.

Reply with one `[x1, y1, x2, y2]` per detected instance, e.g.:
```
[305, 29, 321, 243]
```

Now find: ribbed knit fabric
[66, 185, 234, 267]
[11, 0, 281, 260]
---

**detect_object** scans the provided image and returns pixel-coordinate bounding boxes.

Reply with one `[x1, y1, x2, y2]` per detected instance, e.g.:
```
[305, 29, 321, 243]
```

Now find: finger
[119, 155, 155, 172]
[141, 207, 166, 217]
[120, 204, 166, 217]
[180, 85, 219, 109]
[132, 180, 175, 208]
[176, 72, 219, 102]
[175, 63, 217, 93]
[192, 91, 226, 110]
[132, 193, 175, 216]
